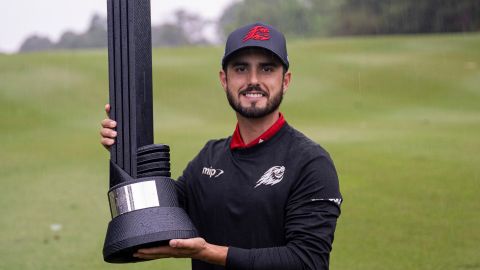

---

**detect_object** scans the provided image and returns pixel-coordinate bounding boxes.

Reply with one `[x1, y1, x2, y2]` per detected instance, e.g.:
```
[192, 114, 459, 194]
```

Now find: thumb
[169, 239, 187, 248]
[170, 238, 200, 249]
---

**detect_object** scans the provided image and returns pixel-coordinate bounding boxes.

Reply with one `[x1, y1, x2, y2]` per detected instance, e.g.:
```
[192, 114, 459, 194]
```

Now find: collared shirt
[230, 113, 286, 150]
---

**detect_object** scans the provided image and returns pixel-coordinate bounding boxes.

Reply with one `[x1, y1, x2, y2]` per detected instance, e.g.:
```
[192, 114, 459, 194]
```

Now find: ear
[282, 71, 292, 94]
[219, 69, 228, 92]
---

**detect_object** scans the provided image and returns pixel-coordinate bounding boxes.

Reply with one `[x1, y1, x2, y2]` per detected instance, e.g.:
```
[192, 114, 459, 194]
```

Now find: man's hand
[100, 104, 117, 150]
[133, 238, 228, 266]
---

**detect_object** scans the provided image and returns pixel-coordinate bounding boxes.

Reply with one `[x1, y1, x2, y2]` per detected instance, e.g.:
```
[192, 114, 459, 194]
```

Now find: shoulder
[284, 124, 333, 163]
[284, 124, 341, 199]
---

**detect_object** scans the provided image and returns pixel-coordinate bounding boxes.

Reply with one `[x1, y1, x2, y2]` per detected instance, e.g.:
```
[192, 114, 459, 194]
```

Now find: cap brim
[222, 46, 289, 70]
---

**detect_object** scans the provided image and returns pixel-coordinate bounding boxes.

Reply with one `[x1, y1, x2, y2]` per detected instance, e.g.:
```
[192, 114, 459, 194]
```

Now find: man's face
[219, 48, 291, 119]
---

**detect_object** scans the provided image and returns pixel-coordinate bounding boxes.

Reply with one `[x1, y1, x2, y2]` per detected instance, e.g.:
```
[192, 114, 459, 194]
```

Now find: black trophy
[103, 0, 198, 263]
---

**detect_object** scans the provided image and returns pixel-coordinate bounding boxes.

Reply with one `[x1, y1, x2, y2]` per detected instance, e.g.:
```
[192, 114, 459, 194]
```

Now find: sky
[0, 0, 235, 53]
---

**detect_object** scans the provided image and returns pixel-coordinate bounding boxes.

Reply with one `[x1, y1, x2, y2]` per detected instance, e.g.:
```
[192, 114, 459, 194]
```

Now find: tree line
[219, 0, 480, 37]
[19, 11, 209, 52]
[20, 0, 480, 52]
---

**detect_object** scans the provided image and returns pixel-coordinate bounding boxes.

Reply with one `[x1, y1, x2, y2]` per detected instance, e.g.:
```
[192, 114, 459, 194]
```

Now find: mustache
[239, 85, 268, 96]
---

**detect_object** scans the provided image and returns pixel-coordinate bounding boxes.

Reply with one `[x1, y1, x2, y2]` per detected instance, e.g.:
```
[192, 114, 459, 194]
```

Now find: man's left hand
[133, 237, 228, 266]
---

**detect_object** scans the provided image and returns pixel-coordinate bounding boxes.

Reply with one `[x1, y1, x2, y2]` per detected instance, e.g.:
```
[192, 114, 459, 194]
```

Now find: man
[100, 22, 342, 270]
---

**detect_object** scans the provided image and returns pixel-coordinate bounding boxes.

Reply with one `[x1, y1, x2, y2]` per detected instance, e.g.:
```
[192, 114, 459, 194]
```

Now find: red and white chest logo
[255, 166, 285, 188]
[243, 26, 270, 42]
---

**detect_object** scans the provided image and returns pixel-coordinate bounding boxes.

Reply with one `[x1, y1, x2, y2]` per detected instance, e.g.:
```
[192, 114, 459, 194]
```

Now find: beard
[226, 84, 284, 119]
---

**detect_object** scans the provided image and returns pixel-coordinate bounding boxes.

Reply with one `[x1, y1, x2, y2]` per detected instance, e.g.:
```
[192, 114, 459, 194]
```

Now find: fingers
[170, 239, 197, 249]
[170, 238, 206, 249]
[137, 246, 173, 255]
[100, 127, 117, 139]
[169, 239, 181, 248]
[134, 241, 200, 260]
[100, 119, 116, 148]
[101, 104, 116, 150]
[134, 247, 179, 260]
[133, 253, 170, 260]
[101, 118, 116, 128]
[101, 137, 115, 147]
[100, 127, 117, 148]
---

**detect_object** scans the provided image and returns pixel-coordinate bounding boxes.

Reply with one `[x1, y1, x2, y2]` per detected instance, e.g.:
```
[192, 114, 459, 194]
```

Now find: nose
[248, 69, 259, 85]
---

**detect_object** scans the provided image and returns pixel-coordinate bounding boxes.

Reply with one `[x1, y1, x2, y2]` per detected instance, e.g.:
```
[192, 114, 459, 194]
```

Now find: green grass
[1, 33, 479, 270]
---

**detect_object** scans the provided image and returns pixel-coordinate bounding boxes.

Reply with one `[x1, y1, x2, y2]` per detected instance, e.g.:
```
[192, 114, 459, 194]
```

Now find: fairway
[1, 33, 479, 270]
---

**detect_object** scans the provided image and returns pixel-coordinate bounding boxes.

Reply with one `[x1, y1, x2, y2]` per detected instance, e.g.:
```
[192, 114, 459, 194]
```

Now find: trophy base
[103, 206, 198, 263]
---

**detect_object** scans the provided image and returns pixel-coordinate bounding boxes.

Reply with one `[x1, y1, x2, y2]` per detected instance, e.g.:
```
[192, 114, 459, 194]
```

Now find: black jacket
[176, 123, 342, 270]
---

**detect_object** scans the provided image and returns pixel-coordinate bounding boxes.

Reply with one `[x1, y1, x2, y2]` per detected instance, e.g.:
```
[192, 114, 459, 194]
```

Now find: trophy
[103, 0, 198, 263]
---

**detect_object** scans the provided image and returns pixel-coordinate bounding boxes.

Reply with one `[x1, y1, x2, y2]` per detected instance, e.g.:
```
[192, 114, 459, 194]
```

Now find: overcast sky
[0, 0, 235, 53]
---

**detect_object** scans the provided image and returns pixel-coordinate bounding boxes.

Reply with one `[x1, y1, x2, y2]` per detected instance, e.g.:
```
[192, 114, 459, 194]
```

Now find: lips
[243, 92, 265, 98]
[239, 86, 268, 98]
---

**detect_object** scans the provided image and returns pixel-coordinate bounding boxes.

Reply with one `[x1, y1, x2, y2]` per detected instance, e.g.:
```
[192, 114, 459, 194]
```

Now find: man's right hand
[100, 104, 117, 150]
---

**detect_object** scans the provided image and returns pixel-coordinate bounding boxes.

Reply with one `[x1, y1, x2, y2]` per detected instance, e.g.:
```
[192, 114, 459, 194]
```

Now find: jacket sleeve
[175, 156, 198, 211]
[174, 141, 212, 211]
[226, 154, 342, 270]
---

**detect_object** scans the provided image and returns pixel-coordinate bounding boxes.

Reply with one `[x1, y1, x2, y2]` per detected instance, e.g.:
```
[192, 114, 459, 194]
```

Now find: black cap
[222, 22, 289, 70]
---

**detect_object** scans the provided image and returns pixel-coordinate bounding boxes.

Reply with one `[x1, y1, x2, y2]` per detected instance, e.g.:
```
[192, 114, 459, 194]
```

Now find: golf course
[1, 32, 479, 269]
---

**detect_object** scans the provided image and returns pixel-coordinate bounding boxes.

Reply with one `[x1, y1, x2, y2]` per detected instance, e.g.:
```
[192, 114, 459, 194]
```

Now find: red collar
[230, 113, 286, 150]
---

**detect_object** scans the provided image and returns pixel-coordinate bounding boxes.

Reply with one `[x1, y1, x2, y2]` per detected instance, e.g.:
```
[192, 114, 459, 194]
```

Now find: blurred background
[1, 0, 479, 269]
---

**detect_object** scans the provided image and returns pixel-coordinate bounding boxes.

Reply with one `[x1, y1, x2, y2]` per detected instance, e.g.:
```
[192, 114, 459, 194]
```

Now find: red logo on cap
[243, 26, 270, 42]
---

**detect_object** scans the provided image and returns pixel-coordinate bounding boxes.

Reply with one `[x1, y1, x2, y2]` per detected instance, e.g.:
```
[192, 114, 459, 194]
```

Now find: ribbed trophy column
[103, 0, 198, 263]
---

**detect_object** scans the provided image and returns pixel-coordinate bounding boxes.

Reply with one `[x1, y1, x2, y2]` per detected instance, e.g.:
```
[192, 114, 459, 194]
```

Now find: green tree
[218, 0, 480, 37]
[152, 9, 210, 47]
[218, 0, 330, 39]
[333, 0, 480, 35]
[19, 35, 54, 52]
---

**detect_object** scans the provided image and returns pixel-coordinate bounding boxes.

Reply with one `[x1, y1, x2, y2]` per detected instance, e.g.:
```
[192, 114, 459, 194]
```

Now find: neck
[236, 111, 280, 145]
